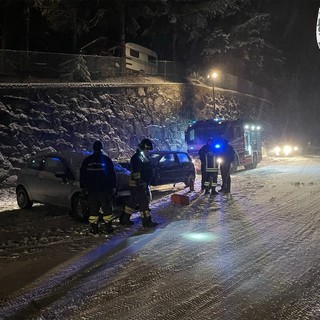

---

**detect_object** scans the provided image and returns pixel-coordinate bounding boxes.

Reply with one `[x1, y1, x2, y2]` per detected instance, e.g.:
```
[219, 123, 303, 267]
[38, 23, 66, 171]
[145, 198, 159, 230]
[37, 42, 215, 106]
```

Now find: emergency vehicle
[185, 119, 262, 172]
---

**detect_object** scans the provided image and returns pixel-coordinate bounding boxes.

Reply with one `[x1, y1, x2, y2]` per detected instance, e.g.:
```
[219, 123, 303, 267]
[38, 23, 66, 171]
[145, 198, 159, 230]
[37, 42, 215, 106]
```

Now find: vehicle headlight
[293, 146, 299, 151]
[283, 145, 292, 156]
[274, 146, 281, 155]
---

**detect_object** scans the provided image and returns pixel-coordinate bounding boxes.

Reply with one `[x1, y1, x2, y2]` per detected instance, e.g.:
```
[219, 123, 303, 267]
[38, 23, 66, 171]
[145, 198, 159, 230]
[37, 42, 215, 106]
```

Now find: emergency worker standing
[120, 138, 158, 228]
[219, 139, 236, 194]
[198, 138, 213, 191]
[80, 141, 117, 235]
[203, 139, 221, 195]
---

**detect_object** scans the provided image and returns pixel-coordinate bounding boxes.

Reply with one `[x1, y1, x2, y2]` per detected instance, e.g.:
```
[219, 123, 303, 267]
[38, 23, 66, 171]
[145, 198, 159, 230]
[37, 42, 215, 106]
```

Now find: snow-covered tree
[34, 0, 106, 53]
[59, 54, 91, 82]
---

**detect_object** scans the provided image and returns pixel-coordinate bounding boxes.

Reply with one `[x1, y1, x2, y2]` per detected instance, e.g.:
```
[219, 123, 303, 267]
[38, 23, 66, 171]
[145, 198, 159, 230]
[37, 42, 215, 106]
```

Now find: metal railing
[204, 72, 273, 103]
[0, 49, 272, 101]
[0, 49, 179, 82]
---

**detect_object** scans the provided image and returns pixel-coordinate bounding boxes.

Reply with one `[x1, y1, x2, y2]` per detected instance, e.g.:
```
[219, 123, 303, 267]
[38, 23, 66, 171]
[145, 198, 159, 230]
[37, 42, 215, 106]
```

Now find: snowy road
[1, 156, 320, 319]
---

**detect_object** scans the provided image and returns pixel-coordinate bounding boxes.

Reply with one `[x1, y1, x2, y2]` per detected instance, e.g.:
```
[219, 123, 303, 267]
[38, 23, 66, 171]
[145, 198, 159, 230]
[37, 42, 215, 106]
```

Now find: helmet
[93, 140, 103, 152]
[139, 138, 153, 150]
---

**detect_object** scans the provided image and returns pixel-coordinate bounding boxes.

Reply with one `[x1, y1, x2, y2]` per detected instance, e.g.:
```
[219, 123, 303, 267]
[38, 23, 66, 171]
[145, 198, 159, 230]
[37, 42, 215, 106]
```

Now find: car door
[38, 156, 74, 207]
[23, 155, 46, 201]
[156, 153, 178, 184]
[176, 152, 193, 182]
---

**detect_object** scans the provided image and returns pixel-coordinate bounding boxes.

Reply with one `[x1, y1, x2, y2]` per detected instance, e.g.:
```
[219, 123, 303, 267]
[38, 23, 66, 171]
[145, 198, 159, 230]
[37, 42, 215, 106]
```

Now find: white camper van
[108, 42, 158, 75]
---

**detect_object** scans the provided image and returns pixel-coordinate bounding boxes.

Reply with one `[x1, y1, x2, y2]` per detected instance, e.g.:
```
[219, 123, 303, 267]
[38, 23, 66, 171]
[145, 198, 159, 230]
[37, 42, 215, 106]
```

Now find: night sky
[257, 0, 320, 81]
[254, 0, 320, 142]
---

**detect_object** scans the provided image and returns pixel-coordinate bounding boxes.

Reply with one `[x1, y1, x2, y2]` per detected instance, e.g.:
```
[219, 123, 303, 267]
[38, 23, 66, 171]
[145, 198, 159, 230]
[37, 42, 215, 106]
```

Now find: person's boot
[119, 212, 134, 226]
[105, 222, 114, 234]
[89, 223, 99, 235]
[211, 188, 218, 195]
[142, 216, 158, 228]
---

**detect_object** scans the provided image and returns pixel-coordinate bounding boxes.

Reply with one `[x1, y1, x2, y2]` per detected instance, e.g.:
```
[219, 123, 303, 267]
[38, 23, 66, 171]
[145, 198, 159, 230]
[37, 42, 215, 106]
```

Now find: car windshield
[114, 162, 130, 174]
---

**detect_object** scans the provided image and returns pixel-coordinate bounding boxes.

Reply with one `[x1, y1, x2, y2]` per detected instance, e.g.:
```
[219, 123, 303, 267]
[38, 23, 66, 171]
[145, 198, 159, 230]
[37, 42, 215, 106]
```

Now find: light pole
[207, 71, 218, 116]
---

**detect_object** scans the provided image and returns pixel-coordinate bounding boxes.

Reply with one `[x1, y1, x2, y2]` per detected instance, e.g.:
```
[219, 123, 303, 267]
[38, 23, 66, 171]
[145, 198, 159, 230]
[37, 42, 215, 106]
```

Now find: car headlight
[273, 146, 281, 155]
[283, 145, 292, 156]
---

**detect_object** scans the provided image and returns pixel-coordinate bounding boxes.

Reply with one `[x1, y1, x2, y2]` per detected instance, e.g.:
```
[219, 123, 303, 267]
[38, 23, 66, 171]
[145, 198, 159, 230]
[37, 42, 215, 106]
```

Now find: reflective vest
[205, 152, 219, 173]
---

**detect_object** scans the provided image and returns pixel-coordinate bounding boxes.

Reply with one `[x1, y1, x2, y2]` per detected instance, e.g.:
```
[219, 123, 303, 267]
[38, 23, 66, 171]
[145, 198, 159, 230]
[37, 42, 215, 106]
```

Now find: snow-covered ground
[1, 156, 320, 319]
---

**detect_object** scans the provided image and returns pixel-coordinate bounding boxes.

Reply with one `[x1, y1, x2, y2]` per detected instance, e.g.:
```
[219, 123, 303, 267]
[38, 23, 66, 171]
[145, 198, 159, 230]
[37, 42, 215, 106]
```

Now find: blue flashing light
[213, 117, 221, 122]
[214, 143, 221, 149]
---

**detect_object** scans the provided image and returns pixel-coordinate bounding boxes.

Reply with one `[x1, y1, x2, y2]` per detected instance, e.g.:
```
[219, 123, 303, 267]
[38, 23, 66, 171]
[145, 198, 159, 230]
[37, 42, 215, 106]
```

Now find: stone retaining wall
[0, 82, 273, 186]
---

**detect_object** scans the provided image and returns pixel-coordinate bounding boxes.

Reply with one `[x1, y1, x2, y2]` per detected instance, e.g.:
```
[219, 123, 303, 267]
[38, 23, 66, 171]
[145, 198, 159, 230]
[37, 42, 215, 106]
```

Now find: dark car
[16, 151, 130, 222]
[149, 151, 195, 187]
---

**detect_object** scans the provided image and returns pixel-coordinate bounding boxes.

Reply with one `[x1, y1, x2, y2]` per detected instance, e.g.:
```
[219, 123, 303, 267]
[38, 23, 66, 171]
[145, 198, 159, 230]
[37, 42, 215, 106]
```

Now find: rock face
[0, 82, 272, 186]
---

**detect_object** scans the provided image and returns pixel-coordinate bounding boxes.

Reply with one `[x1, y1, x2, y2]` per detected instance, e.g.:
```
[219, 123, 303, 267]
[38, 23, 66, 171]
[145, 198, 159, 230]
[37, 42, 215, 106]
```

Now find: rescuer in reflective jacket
[219, 139, 236, 194]
[80, 141, 117, 235]
[202, 139, 222, 195]
[120, 138, 158, 228]
[198, 138, 214, 191]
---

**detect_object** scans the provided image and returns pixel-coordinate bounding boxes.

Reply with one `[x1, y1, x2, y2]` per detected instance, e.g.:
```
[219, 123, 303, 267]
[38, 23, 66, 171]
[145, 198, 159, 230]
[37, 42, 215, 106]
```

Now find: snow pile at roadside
[0, 187, 17, 212]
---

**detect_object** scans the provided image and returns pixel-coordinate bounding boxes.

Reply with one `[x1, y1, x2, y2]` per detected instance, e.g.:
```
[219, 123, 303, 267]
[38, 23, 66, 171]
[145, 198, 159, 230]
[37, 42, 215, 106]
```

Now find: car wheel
[244, 154, 257, 170]
[16, 187, 33, 209]
[72, 193, 89, 222]
[185, 173, 196, 187]
[252, 153, 258, 169]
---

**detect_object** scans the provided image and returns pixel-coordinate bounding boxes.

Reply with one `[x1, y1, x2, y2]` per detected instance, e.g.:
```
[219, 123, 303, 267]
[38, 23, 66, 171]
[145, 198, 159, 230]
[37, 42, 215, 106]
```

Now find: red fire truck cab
[185, 119, 262, 172]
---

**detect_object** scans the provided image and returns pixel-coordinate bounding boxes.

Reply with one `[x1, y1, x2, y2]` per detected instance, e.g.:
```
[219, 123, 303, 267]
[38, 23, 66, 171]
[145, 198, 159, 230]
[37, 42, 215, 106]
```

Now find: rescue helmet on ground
[93, 140, 103, 152]
[139, 138, 153, 150]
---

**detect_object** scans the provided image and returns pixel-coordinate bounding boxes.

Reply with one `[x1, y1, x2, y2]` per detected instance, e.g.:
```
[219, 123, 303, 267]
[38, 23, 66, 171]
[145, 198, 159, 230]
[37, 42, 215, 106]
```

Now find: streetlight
[207, 71, 219, 116]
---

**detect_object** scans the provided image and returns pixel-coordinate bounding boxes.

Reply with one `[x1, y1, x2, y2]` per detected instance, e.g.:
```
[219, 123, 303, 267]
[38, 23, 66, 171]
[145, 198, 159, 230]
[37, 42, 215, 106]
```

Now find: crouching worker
[80, 140, 117, 235]
[120, 138, 158, 228]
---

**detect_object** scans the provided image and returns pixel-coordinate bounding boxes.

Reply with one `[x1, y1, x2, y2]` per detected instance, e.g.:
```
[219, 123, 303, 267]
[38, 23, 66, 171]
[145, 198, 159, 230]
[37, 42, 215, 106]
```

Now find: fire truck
[185, 119, 262, 172]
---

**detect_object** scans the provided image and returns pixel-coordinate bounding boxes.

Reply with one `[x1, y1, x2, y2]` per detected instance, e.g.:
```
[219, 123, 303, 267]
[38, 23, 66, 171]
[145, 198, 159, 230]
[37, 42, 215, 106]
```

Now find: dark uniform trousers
[88, 191, 114, 224]
[204, 152, 219, 193]
[220, 164, 231, 193]
[124, 184, 151, 219]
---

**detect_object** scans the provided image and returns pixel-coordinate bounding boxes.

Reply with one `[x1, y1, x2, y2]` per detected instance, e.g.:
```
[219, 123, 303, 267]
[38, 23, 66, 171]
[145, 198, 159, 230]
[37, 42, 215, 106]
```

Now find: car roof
[30, 151, 89, 160]
[29, 151, 125, 167]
